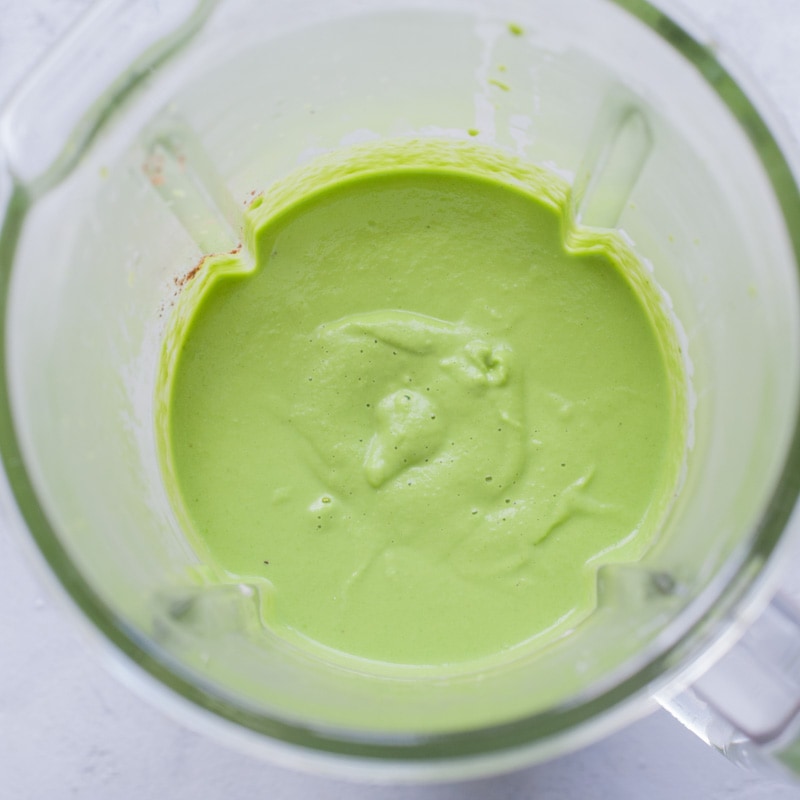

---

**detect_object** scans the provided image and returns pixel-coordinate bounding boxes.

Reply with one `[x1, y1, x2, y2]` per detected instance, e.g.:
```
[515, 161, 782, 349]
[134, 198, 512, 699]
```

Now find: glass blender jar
[1, 0, 800, 780]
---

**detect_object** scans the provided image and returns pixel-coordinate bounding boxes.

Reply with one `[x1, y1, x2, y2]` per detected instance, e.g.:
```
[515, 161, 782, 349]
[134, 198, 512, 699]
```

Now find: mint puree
[158, 139, 686, 669]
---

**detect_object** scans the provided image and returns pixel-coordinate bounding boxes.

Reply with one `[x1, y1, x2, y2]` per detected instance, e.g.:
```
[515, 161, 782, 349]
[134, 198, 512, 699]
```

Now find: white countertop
[3, 1, 800, 797]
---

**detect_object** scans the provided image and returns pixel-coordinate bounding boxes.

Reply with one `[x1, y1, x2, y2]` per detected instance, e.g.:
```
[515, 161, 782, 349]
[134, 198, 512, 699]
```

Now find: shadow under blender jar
[2, 0, 800, 780]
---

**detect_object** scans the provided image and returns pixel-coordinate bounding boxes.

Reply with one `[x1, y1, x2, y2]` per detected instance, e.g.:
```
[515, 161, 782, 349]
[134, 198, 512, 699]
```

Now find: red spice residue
[174, 256, 206, 288]
[244, 189, 264, 206]
[172, 244, 243, 291]
[143, 153, 166, 187]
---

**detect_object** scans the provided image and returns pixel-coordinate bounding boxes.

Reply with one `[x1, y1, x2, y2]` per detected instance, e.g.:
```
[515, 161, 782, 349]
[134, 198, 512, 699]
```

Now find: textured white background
[2, 1, 800, 797]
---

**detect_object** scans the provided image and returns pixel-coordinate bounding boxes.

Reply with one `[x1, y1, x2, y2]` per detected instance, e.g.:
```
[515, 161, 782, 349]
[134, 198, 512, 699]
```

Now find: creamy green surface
[159, 139, 685, 670]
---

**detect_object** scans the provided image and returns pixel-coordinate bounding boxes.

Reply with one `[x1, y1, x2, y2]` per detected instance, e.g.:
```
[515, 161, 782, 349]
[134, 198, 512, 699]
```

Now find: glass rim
[2, 0, 800, 766]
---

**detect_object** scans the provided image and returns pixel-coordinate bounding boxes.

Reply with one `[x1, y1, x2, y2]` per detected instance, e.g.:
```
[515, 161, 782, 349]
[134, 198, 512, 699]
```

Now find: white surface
[2, 1, 800, 798]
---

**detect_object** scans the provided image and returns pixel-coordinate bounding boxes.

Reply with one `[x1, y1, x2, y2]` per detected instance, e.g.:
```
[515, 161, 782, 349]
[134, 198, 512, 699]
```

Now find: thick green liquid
[159, 140, 685, 669]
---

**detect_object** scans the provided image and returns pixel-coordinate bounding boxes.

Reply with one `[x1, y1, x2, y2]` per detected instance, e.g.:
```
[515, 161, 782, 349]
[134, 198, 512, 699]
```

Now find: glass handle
[660, 587, 800, 779]
[0, 0, 217, 195]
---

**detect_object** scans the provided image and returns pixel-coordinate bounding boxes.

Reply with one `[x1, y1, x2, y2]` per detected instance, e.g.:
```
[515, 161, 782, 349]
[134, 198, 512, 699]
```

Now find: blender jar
[1, 0, 800, 780]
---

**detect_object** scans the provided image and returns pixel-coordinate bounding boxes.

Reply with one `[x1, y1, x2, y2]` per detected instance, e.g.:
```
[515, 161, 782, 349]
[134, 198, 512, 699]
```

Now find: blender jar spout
[0, 0, 218, 198]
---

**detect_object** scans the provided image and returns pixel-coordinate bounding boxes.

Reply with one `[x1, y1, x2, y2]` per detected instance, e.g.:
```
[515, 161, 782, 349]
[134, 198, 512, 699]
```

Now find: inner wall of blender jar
[6, 0, 800, 735]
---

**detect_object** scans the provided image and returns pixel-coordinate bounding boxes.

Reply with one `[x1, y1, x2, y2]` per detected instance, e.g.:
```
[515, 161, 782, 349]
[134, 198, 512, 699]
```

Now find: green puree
[159, 139, 686, 670]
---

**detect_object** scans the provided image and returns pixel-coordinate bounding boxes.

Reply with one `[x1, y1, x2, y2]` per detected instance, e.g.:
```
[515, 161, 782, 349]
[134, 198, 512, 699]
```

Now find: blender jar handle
[660, 586, 800, 779]
[0, 0, 216, 195]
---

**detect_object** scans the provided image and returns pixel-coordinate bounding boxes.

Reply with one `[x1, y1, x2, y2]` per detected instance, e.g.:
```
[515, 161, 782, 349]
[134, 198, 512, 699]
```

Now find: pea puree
[158, 139, 686, 669]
